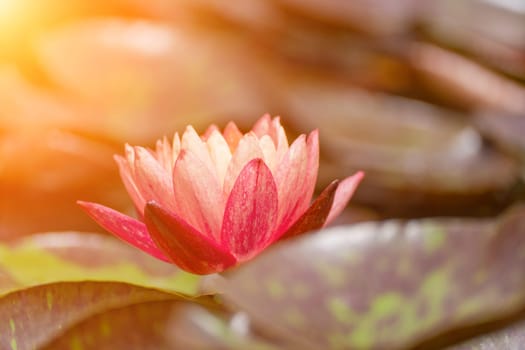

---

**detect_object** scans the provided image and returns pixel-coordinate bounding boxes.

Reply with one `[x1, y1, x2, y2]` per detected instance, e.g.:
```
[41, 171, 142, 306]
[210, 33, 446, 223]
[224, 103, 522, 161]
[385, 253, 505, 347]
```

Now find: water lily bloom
[78, 115, 363, 274]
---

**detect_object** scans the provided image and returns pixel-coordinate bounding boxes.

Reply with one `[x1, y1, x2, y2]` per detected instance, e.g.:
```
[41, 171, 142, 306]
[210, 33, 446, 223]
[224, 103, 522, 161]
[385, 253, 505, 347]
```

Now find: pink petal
[325, 171, 365, 225]
[206, 129, 232, 186]
[251, 114, 272, 138]
[132, 146, 176, 211]
[155, 136, 173, 172]
[223, 132, 264, 197]
[171, 132, 181, 166]
[279, 180, 339, 240]
[274, 134, 309, 233]
[202, 124, 220, 141]
[221, 158, 278, 260]
[114, 154, 146, 216]
[172, 149, 224, 240]
[252, 115, 289, 160]
[302, 129, 320, 211]
[144, 201, 237, 275]
[77, 201, 170, 262]
[271, 116, 289, 162]
[258, 135, 277, 172]
[181, 126, 215, 172]
[223, 121, 243, 153]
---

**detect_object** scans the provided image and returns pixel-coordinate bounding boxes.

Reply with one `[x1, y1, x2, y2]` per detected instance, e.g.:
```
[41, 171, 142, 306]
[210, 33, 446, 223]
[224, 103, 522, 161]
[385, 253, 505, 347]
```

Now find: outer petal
[301, 129, 320, 215]
[172, 149, 224, 240]
[132, 146, 176, 211]
[171, 132, 181, 166]
[145, 202, 237, 275]
[221, 158, 278, 260]
[274, 134, 308, 233]
[114, 154, 146, 216]
[278, 180, 338, 240]
[155, 136, 173, 172]
[77, 201, 170, 262]
[325, 171, 365, 225]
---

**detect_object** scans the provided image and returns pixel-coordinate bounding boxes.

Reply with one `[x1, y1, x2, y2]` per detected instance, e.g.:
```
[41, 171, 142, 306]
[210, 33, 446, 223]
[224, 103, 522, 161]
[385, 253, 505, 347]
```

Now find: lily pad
[284, 82, 519, 216]
[446, 318, 525, 350]
[41, 299, 277, 350]
[219, 205, 525, 349]
[0, 232, 201, 296]
[0, 281, 181, 350]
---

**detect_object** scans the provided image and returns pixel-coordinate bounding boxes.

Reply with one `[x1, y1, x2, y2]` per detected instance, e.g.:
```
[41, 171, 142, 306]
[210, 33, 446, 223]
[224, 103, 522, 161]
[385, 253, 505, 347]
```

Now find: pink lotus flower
[78, 115, 363, 274]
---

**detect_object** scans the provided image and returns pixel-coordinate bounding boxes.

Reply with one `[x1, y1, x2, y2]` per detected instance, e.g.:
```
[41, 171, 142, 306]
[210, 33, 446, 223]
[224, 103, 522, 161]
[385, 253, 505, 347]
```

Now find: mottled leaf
[0, 282, 181, 350]
[0, 232, 201, 296]
[41, 299, 277, 350]
[166, 304, 278, 350]
[446, 317, 525, 350]
[219, 205, 525, 350]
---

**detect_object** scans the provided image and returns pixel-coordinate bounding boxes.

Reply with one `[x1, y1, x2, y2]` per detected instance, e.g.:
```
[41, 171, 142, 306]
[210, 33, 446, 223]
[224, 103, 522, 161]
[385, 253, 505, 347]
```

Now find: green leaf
[0, 281, 182, 350]
[42, 301, 278, 350]
[0, 232, 201, 296]
[220, 205, 525, 350]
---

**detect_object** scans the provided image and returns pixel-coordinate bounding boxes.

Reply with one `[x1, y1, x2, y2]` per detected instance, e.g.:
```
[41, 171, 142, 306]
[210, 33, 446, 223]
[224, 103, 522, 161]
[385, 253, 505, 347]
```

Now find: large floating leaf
[283, 80, 519, 217]
[447, 318, 525, 350]
[0, 232, 201, 296]
[42, 301, 277, 350]
[0, 282, 180, 350]
[220, 205, 525, 349]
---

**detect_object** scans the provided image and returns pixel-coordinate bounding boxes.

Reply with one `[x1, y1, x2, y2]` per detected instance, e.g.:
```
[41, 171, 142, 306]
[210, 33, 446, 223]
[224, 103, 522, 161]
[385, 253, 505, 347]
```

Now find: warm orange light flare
[0, 0, 23, 29]
[0, 0, 32, 49]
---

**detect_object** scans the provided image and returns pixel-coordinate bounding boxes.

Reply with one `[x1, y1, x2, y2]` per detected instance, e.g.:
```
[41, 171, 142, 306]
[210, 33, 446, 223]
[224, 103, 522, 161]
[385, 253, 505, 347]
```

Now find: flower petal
[223, 132, 264, 197]
[325, 171, 365, 225]
[155, 136, 174, 172]
[114, 154, 146, 216]
[181, 126, 215, 172]
[171, 132, 181, 165]
[132, 146, 175, 211]
[279, 180, 338, 240]
[144, 201, 237, 274]
[223, 121, 243, 152]
[274, 134, 309, 233]
[251, 114, 272, 138]
[206, 130, 232, 186]
[172, 149, 224, 240]
[221, 158, 278, 260]
[302, 129, 320, 211]
[258, 134, 277, 172]
[271, 116, 289, 163]
[77, 201, 170, 262]
[252, 115, 289, 160]
[202, 124, 220, 141]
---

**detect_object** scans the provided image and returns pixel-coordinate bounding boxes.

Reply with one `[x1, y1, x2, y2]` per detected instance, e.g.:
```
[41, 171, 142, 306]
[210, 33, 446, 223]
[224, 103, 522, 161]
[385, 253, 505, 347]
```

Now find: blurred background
[0, 0, 524, 238]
